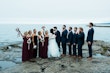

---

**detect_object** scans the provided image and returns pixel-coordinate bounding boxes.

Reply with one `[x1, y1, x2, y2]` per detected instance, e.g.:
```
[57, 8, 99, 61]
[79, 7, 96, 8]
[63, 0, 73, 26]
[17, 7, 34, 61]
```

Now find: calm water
[0, 24, 110, 46]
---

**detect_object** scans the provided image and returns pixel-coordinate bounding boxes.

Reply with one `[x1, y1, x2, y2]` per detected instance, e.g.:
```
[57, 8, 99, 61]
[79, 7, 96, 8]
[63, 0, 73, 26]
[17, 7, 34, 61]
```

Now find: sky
[0, 0, 110, 24]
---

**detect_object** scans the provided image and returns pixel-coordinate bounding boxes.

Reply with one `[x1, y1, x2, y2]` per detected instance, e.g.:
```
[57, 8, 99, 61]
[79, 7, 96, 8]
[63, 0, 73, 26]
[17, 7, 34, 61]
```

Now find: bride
[48, 29, 61, 58]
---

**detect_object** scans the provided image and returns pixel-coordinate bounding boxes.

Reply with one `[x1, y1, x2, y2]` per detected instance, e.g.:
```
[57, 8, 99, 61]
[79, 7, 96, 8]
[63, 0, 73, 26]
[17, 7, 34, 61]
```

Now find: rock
[105, 50, 110, 56]
[4, 55, 11, 60]
[93, 54, 107, 58]
[12, 57, 22, 64]
[0, 40, 110, 73]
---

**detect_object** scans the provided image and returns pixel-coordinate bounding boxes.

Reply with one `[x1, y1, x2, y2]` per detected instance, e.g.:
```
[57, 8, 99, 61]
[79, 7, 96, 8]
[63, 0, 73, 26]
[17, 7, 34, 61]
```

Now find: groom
[53, 27, 61, 48]
[61, 25, 68, 56]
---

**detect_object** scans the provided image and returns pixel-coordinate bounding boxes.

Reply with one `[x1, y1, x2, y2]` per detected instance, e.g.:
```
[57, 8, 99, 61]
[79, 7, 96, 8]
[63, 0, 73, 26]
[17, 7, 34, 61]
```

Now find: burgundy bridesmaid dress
[42, 37, 48, 58]
[22, 37, 30, 61]
[33, 35, 38, 58]
[28, 37, 34, 59]
[39, 38, 43, 58]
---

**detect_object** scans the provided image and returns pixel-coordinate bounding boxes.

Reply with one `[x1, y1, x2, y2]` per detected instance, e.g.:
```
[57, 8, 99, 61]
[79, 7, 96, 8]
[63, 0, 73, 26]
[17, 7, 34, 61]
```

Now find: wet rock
[12, 57, 22, 64]
[0, 61, 16, 70]
[105, 50, 110, 56]
[0, 40, 110, 73]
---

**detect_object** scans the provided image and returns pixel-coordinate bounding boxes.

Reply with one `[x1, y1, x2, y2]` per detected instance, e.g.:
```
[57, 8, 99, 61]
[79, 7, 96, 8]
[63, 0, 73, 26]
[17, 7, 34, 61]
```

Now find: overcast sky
[0, 0, 110, 24]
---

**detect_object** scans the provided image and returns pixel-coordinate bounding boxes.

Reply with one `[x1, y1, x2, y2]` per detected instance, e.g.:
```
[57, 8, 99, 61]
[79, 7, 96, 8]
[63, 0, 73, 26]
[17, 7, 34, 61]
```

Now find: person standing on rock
[61, 25, 68, 56]
[67, 27, 73, 56]
[77, 27, 85, 59]
[32, 29, 38, 59]
[53, 27, 61, 49]
[16, 28, 30, 62]
[72, 27, 78, 58]
[86, 22, 94, 60]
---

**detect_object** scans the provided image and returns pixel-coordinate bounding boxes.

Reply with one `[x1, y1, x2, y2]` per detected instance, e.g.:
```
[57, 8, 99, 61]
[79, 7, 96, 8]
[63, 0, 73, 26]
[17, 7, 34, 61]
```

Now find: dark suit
[61, 29, 68, 55]
[67, 31, 73, 55]
[55, 30, 61, 48]
[77, 32, 85, 57]
[86, 28, 94, 57]
[72, 33, 78, 56]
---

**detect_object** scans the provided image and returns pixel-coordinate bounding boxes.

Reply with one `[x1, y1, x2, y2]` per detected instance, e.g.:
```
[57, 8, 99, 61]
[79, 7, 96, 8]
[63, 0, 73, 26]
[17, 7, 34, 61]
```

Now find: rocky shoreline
[0, 40, 110, 73]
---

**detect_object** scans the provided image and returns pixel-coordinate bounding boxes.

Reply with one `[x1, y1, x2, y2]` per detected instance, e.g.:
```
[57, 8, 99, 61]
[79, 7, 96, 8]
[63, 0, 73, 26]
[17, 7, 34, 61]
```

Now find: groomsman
[86, 22, 94, 60]
[77, 27, 85, 59]
[61, 25, 68, 56]
[67, 27, 73, 56]
[72, 27, 78, 57]
[54, 27, 61, 48]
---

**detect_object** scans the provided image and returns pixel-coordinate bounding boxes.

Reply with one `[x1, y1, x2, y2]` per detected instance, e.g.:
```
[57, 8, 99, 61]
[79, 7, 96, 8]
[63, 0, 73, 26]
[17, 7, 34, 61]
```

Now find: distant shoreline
[94, 25, 110, 27]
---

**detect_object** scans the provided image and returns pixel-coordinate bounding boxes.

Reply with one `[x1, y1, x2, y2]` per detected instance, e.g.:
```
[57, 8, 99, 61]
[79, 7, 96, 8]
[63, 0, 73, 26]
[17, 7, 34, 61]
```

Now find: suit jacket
[55, 30, 61, 43]
[61, 29, 68, 43]
[77, 32, 85, 45]
[67, 31, 73, 44]
[86, 28, 94, 43]
[72, 33, 78, 44]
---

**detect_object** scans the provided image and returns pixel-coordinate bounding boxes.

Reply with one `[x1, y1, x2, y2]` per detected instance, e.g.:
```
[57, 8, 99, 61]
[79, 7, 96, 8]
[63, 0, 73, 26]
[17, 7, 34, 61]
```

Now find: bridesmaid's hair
[45, 30, 48, 35]
[50, 29, 54, 34]
[38, 31, 42, 35]
[24, 31, 28, 36]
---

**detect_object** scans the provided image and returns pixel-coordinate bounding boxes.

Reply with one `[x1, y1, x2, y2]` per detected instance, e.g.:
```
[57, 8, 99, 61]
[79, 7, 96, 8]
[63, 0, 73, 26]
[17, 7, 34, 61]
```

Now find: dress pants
[78, 44, 83, 57]
[73, 45, 76, 56]
[62, 43, 66, 55]
[88, 43, 92, 57]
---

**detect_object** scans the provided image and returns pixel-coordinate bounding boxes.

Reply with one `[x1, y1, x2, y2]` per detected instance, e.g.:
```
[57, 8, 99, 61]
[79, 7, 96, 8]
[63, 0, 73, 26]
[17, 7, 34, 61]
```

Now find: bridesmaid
[38, 31, 44, 58]
[16, 29, 30, 62]
[22, 31, 30, 62]
[27, 30, 34, 60]
[42, 30, 49, 58]
[32, 29, 38, 58]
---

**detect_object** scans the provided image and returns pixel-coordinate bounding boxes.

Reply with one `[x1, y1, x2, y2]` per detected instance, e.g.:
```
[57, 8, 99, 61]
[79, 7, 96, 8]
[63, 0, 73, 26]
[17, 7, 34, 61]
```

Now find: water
[0, 61, 16, 70]
[93, 54, 107, 58]
[0, 23, 110, 46]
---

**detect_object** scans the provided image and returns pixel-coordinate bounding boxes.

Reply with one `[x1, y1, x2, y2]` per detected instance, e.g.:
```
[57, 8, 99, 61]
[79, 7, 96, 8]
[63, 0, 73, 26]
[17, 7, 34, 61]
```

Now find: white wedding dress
[48, 33, 61, 58]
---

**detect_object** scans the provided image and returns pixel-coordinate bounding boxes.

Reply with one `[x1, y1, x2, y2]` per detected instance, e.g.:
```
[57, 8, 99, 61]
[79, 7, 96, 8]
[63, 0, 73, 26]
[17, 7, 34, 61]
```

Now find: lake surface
[0, 23, 110, 46]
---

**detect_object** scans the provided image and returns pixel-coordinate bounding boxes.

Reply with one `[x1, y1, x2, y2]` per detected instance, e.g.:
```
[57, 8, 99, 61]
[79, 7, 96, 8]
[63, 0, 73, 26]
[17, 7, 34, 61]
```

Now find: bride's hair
[50, 29, 54, 34]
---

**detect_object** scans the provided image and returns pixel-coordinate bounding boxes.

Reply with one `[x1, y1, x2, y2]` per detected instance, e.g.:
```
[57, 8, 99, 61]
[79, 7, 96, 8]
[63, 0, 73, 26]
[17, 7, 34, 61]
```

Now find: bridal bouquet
[16, 28, 21, 37]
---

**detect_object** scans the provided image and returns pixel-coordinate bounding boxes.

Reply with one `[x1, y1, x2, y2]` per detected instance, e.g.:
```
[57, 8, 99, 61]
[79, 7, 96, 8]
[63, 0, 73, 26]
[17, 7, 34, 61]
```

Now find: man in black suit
[61, 25, 68, 56]
[77, 27, 85, 59]
[72, 27, 78, 57]
[86, 22, 94, 60]
[53, 27, 61, 48]
[67, 27, 73, 56]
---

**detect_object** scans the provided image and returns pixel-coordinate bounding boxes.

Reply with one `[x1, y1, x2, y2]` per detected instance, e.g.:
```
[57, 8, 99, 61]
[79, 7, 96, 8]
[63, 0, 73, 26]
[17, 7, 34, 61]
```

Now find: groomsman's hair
[54, 27, 57, 29]
[79, 27, 83, 32]
[70, 27, 72, 30]
[90, 22, 93, 26]
[74, 27, 77, 30]
[63, 25, 66, 28]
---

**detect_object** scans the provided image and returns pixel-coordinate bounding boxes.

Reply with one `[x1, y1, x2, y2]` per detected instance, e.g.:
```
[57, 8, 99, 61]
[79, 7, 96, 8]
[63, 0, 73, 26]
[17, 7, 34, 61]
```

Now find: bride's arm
[49, 34, 56, 40]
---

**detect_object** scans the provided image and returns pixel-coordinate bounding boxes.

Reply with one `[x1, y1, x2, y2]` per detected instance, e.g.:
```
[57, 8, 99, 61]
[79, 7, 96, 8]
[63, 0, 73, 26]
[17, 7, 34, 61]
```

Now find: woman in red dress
[16, 29, 30, 62]
[32, 29, 38, 58]
[42, 30, 49, 58]
[22, 31, 30, 62]
[38, 31, 44, 58]
[27, 30, 34, 60]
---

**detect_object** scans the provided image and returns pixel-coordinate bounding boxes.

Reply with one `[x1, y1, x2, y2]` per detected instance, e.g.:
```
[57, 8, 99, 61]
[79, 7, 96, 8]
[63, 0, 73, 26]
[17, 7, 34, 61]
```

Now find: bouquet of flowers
[16, 28, 21, 37]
